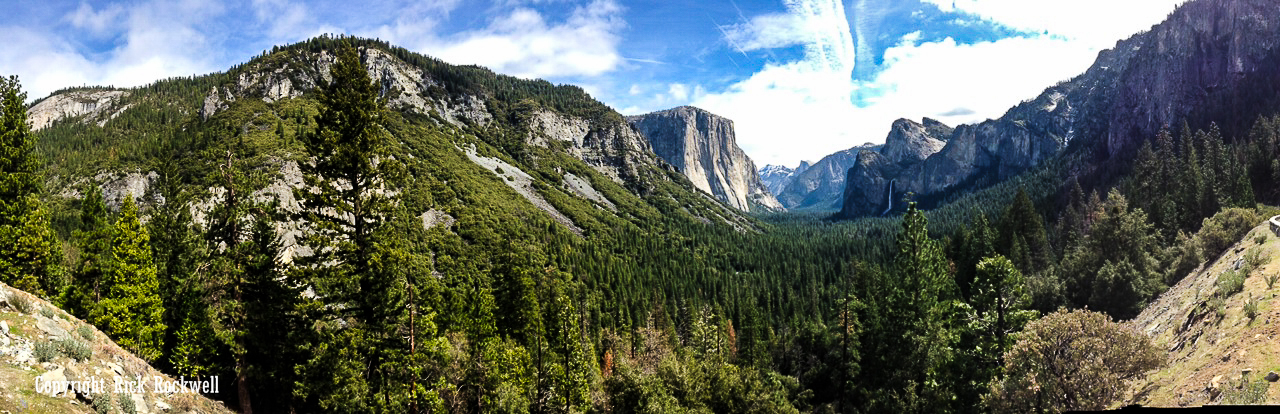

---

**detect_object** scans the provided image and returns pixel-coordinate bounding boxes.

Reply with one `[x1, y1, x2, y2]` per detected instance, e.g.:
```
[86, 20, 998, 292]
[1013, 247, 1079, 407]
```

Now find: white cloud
[667, 83, 689, 101]
[1, 0, 225, 101]
[923, 0, 1188, 46]
[65, 2, 125, 37]
[372, 0, 627, 80]
[721, 13, 809, 52]
[696, 0, 1189, 167]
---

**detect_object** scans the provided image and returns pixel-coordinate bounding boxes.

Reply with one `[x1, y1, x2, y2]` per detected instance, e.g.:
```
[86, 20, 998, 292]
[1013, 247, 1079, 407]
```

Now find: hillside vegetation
[1125, 220, 1280, 406]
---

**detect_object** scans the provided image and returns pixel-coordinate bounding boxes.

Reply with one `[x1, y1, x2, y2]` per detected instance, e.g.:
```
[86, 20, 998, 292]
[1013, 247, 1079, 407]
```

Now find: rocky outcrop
[525, 110, 655, 185]
[198, 48, 493, 127]
[627, 106, 784, 212]
[27, 90, 129, 131]
[775, 143, 880, 210]
[841, 0, 1280, 218]
[880, 118, 951, 165]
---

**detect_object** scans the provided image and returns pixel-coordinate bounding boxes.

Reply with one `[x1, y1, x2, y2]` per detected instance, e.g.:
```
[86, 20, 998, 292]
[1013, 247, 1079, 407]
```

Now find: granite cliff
[628, 106, 784, 212]
[773, 142, 880, 211]
[840, 0, 1280, 218]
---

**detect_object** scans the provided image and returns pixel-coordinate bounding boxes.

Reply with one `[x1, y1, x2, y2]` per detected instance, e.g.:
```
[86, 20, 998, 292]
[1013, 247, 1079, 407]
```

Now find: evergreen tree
[292, 42, 409, 411]
[66, 184, 113, 316]
[0, 75, 61, 297]
[999, 189, 1051, 274]
[94, 196, 166, 361]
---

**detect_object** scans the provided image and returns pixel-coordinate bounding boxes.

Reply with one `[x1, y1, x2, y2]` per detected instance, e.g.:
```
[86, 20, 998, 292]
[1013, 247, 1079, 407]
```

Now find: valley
[1, 0, 1280, 412]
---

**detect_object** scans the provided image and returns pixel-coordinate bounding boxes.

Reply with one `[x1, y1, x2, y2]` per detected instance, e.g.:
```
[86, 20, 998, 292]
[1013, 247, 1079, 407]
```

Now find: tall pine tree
[0, 75, 61, 297]
[292, 42, 409, 412]
[94, 196, 166, 361]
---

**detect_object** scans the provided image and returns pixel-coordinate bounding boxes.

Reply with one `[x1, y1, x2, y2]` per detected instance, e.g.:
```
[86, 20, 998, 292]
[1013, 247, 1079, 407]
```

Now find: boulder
[1265, 371, 1279, 382]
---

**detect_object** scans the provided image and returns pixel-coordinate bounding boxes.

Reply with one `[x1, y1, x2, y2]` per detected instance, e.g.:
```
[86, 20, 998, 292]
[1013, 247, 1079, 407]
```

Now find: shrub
[1222, 380, 1269, 404]
[91, 393, 112, 414]
[1267, 273, 1278, 290]
[9, 292, 33, 314]
[1244, 247, 1267, 273]
[986, 309, 1164, 413]
[33, 340, 60, 362]
[1243, 296, 1260, 320]
[1209, 296, 1227, 319]
[58, 338, 92, 362]
[39, 307, 54, 319]
[1254, 234, 1268, 245]
[1197, 208, 1260, 260]
[118, 392, 137, 414]
[1216, 270, 1246, 298]
[77, 324, 95, 341]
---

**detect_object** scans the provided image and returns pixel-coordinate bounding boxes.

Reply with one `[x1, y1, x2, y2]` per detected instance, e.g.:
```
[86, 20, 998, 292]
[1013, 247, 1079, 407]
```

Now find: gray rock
[36, 315, 69, 340]
[627, 106, 783, 212]
[37, 367, 68, 397]
[155, 399, 173, 412]
[1, 320, 9, 335]
[27, 90, 130, 131]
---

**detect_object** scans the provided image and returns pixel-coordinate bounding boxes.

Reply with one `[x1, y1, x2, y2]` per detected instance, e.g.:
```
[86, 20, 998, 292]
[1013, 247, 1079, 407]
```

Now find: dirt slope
[0, 282, 233, 413]
[1125, 222, 1280, 406]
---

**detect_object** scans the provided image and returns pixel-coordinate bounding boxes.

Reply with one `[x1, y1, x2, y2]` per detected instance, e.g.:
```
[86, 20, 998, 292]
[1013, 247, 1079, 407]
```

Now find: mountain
[627, 106, 784, 212]
[775, 142, 880, 211]
[758, 161, 809, 196]
[839, 0, 1280, 218]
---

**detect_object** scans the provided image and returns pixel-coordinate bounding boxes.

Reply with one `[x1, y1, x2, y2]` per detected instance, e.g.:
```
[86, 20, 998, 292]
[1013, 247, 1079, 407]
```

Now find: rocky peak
[627, 106, 783, 212]
[880, 118, 950, 165]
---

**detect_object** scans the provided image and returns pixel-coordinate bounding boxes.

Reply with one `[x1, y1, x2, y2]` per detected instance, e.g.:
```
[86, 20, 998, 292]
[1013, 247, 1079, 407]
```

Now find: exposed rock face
[525, 110, 655, 185]
[775, 143, 879, 210]
[27, 90, 129, 131]
[841, 0, 1280, 218]
[880, 118, 951, 165]
[627, 106, 784, 212]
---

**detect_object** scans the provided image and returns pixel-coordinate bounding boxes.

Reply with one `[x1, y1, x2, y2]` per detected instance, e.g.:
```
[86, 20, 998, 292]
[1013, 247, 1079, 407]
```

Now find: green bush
[77, 324, 95, 341]
[118, 392, 137, 414]
[9, 292, 33, 314]
[91, 393, 112, 414]
[1266, 273, 1278, 290]
[39, 307, 54, 319]
[1222, 380, 1269, 404]
[1209, 297, 1227, 319]
[1216, 270, 1246, 298]
[1254, 234, 1268, 245]
[1244, 247, 1267, 272]
[1243, 296, 1260, 320]
[58, 338, 92, 362]
[1197, 208, 1260, 260]
[33, 340, 60, 362]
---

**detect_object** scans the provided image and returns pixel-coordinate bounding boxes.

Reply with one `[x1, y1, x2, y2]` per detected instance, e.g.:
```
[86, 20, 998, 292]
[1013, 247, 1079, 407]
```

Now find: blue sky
[1, 0, 1187, 166]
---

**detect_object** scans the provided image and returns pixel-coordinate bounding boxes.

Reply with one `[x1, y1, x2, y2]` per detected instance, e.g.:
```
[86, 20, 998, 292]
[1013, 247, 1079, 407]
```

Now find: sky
[0, 0, 1189, 167]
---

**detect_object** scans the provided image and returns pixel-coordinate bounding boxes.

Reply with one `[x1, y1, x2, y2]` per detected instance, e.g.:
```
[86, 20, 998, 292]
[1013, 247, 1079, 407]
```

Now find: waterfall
[881, 180, 894, 216]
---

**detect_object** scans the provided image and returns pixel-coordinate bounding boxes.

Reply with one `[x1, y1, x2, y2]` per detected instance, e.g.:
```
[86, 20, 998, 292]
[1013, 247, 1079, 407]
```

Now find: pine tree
[0, 75, 61, 297]
[292, 42, 409, 411]
[66, 184, 113, 316]
[94, 196, 166, 361]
